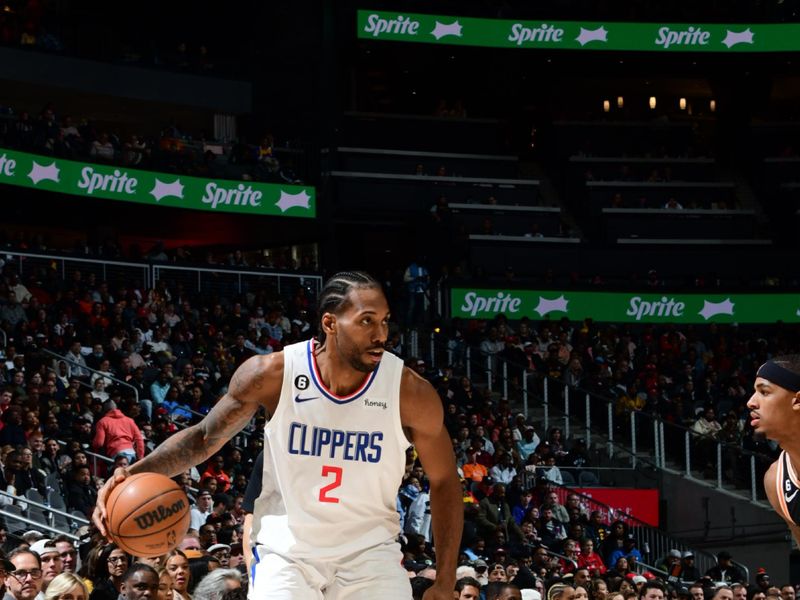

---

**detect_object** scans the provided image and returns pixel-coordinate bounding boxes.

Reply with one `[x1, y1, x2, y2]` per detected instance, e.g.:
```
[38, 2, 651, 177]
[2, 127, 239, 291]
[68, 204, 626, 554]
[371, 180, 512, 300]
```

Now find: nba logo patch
[295, 374, 310, 390]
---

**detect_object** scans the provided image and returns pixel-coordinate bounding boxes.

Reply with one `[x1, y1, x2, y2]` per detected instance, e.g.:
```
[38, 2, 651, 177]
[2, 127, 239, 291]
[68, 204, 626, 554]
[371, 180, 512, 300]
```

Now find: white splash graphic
[27, 161, 60, 185]
[575, 26, 608, 46]
[276, 190, 312, 213]
[431, 20, 463, 40]
[150, 178, 184, 201]
[698, 298, 735, 320]
[722, 28, 754, 48]
[534, 295, 569, 317]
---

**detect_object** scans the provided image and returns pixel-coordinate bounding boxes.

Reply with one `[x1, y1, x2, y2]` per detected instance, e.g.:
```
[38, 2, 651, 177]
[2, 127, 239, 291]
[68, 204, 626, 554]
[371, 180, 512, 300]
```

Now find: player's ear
[321, 312, 336, 334]
[793, 393, 800, 410]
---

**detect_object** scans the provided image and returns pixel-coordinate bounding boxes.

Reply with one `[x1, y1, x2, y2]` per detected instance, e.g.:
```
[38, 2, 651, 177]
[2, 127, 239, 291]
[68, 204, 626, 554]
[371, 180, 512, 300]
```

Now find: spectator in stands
[477, 484, 518, 540]
[190, 489, 213, 531]
[455, 576, 482, 600]
[5, 548, 43, 600]
[30, 540, 63, 595]
[119, 563, 159, 600]
[463, 447, 489, 490]
[538, 507, 567, 547]
[192, 568, 241, 600]
[578, 539, 606, 576]
[89, 133, 115, 162]
[44, 573, 88, 600]
[542, 491, 569, 524]
[688, 584, 705, 600]
[91, 400, 144, 462]
[11, 447, 46, 497]
[517, 427, 541, 462]
[692, 407, 722, 475]
[53, 537, 78, 574]
[705, 551, 746, 583]
[680, 551, 701, 581]
[66, 465, 97, 519]
[657, 549, 682, 574]
[88, 545, 130, 600]
[491, 453, 518, 485]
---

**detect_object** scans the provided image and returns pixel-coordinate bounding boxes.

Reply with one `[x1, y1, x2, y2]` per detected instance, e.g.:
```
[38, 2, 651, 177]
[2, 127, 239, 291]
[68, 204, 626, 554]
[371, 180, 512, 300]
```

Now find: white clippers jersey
[252, 340, 410, 560]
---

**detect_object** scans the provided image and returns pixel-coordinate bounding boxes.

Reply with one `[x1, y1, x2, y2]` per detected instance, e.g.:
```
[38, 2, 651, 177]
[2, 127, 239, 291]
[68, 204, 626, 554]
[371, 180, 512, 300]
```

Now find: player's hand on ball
[92, 466, 130, 539]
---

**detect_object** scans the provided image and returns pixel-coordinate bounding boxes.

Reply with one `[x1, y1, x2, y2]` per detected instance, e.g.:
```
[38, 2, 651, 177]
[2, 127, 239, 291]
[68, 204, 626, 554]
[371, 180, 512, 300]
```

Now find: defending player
[748, 356, 800, 544]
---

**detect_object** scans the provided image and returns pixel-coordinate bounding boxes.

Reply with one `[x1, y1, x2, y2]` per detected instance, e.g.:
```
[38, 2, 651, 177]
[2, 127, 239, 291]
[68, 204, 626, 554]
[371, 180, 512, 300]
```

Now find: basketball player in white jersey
[93, 272, 462, 600]
[747, 356, 800, 544]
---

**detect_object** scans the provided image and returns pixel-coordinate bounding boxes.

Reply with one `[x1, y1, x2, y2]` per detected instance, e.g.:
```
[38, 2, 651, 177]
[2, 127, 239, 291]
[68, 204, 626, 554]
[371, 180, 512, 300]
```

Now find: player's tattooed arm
[130, 353, 283, 477]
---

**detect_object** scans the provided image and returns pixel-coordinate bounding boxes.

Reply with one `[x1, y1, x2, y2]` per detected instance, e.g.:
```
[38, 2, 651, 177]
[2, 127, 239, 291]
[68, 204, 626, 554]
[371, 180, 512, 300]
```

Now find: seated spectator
[90, 132, 115, 162]
[66, 465, 97, 519]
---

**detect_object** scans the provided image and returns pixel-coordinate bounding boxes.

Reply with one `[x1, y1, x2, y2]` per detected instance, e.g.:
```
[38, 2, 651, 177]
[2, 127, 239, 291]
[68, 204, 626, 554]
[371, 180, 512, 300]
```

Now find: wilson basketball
[106, 472, 190, 557]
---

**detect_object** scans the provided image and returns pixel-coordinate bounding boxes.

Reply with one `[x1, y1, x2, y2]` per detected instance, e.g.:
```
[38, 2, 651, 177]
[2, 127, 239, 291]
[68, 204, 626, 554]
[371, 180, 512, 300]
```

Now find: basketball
[106, 472, 190, 558]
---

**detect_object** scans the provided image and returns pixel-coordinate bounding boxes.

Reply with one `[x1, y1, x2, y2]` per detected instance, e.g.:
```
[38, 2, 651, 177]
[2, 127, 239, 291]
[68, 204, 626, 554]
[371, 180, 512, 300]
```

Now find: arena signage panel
[0, 148, 316, 218]
[451, 288, 800, 323]
[358, 11, 800, 53]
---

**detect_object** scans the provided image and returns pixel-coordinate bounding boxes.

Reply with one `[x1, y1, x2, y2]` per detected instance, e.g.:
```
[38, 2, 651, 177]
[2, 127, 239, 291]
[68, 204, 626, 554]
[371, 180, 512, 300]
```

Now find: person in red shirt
[201, 454, 232, 492]
[578, 537, 607, 576]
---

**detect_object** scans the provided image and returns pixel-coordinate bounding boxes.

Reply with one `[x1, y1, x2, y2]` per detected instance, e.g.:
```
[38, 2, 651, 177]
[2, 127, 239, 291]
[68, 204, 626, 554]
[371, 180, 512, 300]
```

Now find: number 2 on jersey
[319, 465, 342, 503]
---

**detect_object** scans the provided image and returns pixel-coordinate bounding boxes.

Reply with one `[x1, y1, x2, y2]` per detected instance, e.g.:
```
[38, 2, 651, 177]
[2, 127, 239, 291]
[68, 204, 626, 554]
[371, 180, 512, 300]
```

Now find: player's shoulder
[399, 366, 442, 429]
[400, 365, 436, 399]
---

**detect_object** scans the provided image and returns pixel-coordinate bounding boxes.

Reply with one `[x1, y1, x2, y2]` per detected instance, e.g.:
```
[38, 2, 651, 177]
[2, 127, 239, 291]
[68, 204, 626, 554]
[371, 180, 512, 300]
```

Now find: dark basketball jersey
[775, 450, 800, 526]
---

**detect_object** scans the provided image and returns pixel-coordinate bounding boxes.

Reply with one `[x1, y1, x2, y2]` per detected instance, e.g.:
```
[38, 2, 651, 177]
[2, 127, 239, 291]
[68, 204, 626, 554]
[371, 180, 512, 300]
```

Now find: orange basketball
[106, 472, 190, 558]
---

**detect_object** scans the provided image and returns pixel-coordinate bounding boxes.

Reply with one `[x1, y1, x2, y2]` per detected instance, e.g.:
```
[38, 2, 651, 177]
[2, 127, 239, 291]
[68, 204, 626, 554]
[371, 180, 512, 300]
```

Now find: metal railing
[427, 331, 775, 507]
[151, 264, 322, 304]
[0, 506, 80, 541]
[42, 349, 139, 406]
[0, 250, 324, 304]
[4, 250, 151, 289]
[0, 489, 89, 525]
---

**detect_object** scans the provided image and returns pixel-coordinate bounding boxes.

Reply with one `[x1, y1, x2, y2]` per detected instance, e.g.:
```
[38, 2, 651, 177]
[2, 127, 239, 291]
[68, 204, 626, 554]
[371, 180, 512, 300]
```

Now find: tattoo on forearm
[135, 395, 255, 477]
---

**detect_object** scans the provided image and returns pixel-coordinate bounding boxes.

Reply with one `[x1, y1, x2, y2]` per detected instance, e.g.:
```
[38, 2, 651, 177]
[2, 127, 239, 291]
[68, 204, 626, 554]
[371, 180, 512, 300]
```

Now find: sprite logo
[201, 182, 263, 209]
[626, 296, 685, 321]
[77, 167, 138, 195]
[460, 291, 522, 316]
[655, 26, 710, 49]
[363, 14, 420, 37]
[508, 23, 565, 45]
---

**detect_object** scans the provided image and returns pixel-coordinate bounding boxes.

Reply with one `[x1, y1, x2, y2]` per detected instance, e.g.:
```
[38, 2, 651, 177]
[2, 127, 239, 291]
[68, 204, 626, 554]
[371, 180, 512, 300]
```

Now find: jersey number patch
[319, 465, 343, 503]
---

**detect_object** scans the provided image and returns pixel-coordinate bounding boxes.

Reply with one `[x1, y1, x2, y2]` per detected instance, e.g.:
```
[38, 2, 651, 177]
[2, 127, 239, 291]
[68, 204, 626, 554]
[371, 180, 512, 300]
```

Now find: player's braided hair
[316, 271, 381, 343]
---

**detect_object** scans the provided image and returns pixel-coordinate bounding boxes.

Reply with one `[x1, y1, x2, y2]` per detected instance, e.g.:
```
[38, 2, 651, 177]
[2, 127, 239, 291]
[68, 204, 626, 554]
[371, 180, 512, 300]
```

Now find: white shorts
[249, 540, 412, 600]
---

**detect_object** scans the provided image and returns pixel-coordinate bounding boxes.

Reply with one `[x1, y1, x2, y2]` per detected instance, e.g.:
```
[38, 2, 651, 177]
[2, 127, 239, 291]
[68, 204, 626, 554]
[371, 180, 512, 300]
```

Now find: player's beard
[336, 335, 378, 374]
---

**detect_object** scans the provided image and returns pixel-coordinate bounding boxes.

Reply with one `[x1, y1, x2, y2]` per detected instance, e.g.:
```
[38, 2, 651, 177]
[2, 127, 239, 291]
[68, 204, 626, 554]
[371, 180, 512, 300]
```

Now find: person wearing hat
[680, 551, 702, 582]
[189, 489, 213, 531]
[705, 551, 746, 583]
[29, 540, 63, 595]
[657, 549, 682, 573]
[748, 356, 800, 545]
[206, 544, 231, 569]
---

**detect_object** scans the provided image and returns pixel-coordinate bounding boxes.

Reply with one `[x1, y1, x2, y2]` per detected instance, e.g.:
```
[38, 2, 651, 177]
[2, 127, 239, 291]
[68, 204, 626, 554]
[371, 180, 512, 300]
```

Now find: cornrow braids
[316, 271, 381, 343]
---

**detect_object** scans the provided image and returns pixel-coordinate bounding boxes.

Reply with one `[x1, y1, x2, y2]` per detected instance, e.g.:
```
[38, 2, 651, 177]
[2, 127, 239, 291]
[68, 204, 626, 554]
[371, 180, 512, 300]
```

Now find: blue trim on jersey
[306, 340, 380, 404]
[250, 546, 259, 584]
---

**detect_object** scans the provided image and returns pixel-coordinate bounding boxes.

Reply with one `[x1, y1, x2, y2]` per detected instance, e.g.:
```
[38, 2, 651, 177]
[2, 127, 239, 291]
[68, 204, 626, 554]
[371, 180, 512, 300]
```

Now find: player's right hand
[92, 466, 130, 540]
